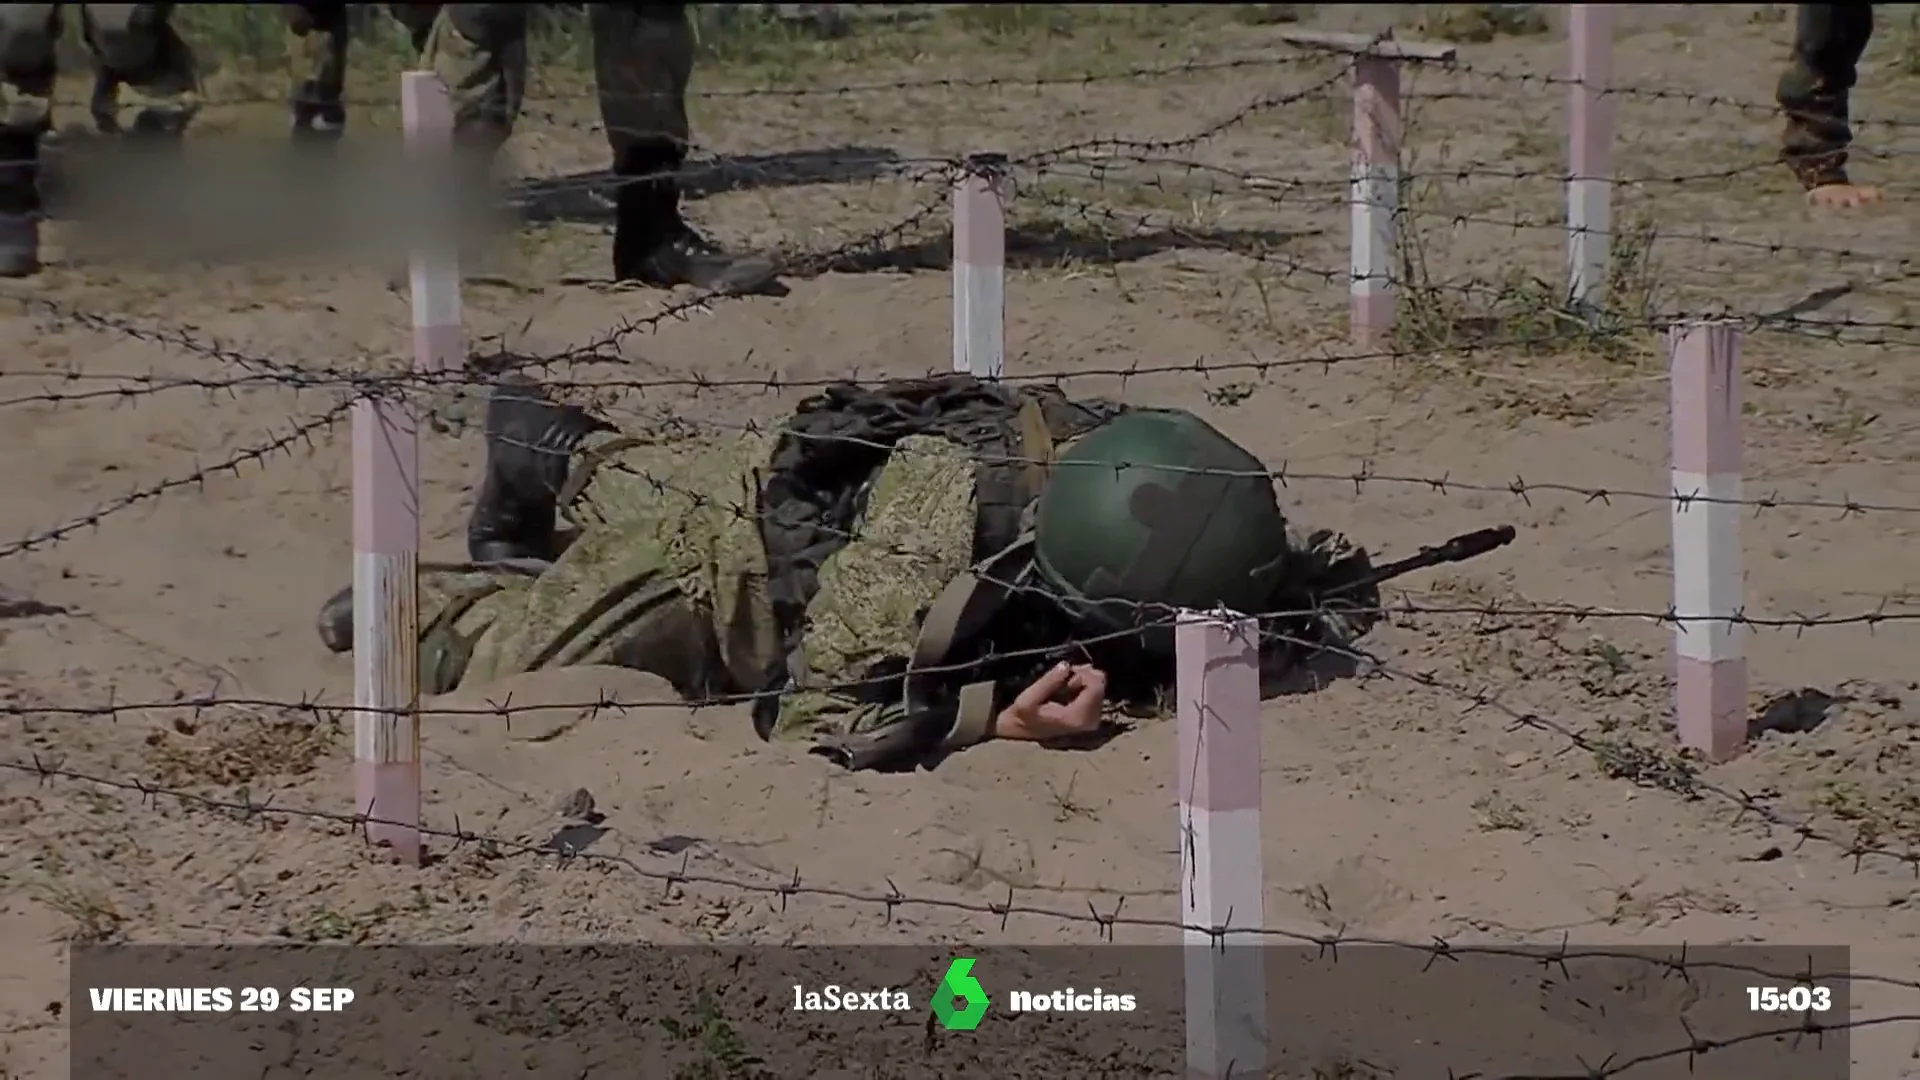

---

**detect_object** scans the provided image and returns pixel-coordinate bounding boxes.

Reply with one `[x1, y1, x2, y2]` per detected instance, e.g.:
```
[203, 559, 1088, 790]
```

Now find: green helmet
[1031, 409, 1291, 655]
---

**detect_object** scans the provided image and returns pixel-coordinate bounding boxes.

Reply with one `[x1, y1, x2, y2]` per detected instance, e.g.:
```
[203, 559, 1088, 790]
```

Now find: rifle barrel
[1334, 525, 1517, 595]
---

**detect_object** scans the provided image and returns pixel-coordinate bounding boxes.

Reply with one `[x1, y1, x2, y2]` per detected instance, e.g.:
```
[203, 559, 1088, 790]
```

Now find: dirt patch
[143, 712, 343, 788]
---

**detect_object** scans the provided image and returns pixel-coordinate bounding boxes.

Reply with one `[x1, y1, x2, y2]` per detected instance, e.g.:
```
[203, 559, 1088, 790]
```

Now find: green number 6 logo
[931, 958, 990, 1031]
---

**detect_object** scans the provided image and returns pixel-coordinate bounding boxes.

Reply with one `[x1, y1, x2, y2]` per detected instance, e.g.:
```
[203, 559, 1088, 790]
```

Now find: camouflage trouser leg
[420, 2, 526, 156]
[1778, 4, 1874, 189]
[0, 3, 56, 271]
[78, 3, 199, 136]
[284, 0, 349, 137]
[590, 4, 693, 179]
[589, 3, 699, 272]
[0, 3, 59, 138]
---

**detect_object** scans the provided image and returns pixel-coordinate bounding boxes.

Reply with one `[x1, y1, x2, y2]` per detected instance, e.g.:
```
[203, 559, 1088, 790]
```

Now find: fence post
[1176, 609, 1266, 1078]
[1668, 321, 1747, 762]
[1278, 30, 1456, 349]
[404, 69, 466, 381]
[1350, 56, 1401, 350]
[1567, 4, 1615, 311]
[351, 367, 423, 861]
[953, 152, 1008, 380]
[349, 71, 460, 866]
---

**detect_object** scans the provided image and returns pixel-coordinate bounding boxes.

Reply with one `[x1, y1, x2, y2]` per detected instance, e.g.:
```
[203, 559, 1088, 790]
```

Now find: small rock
[553, 787, 595, 820]
[1503, 751, 1532, 768]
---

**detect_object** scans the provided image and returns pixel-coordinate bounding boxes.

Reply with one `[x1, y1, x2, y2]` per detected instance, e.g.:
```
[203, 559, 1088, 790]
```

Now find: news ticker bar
[84, 957, 1133, 1029]
[72, 944, 1852, 1080]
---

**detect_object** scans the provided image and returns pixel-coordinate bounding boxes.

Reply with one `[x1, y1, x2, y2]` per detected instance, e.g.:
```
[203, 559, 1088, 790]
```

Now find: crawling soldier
[318, 373, 1512, 770]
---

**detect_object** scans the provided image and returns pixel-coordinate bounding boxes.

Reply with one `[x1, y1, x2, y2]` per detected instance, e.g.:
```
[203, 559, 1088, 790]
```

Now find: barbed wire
[1004, 176, 1920, 312]
[9, 606, 1920, 1076]
[9, 367, 1918, 570]
[14, 27, 1920, 1076]
[19, 295, 1920, 402]
[1021, 155, 1920, 269]
[10, 297, 1918, 537]
[5, 566, 1917, 868]
[0, 740, 1911, 977]
[35, 61, 1920, 385]
[4, 758, 1919, 1080]
[1401, 56, 1920, 131]
[640, 412, 1920, 519]
[0, 399, 359, 559]
[17, 773, 1919, 1076]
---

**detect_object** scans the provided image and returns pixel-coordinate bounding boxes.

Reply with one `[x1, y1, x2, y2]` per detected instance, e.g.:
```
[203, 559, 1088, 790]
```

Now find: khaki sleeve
[940, 680, 1000, 750]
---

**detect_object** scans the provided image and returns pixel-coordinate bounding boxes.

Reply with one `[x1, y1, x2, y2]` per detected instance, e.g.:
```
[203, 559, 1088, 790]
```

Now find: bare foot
[1807, 183, 1883, 209]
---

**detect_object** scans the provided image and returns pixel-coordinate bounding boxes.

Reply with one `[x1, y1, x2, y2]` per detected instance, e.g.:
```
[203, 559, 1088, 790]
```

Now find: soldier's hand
[1807, 182, 1883, 208]
[997, 662, 1107, 741]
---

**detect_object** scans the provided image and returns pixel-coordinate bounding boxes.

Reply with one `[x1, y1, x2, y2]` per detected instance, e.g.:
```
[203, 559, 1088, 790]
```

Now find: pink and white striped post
[351, 387, 423, 864]
[1176, 609, 1266, 1079]
[1566, 4, 1616, 311]
[403, 69, 466, 385]
[952, 152, 1008, 380]
[1349, 56, 1402, 349]
[1277, 30, 1457, 348]
[1668, 321, 1747, 762]
[349, 71, 462, 865]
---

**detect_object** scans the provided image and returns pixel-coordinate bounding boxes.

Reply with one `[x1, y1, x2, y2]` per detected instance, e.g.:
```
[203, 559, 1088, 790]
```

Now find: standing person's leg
[77, 3, 199, 142]
[388, 2, 440, 60]
[284, 0, 349, 144]
[1778, 4, 1880, 206]
[88, 47, 117, 134]
[590, 3, 775, 291]
[422, 3, 526, 160]
[0, 3, 61, 276]
[413, 4, 525, 284]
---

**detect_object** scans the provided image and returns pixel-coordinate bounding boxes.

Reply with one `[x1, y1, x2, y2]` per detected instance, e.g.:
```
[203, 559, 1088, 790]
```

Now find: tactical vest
[747, 376, 1123, 746]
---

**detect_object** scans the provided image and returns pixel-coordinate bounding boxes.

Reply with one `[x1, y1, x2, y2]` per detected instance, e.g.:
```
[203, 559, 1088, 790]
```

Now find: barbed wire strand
[15, 30, 1920, 1077]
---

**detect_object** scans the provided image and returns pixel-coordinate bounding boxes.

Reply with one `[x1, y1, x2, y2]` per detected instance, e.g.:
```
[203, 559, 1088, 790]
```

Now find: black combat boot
[467, 376, 613, 563]
[612, 171, 778, 293]
[290, 94, 346, 149]
[0, 132, 43, 278]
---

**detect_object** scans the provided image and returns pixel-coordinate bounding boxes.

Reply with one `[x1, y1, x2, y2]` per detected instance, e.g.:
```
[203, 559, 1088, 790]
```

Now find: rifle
[826, 524, 1520, 767]
[1322, 524, 1517, 599]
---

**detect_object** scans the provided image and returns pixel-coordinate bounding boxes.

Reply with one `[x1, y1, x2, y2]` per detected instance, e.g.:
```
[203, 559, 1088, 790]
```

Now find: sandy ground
[2, 4, 1919, 1077]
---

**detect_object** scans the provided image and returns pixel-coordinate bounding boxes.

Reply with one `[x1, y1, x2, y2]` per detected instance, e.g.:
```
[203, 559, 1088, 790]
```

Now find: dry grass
[166, 4, 1285, 106]
[27, 873, 125, 944]
[1413, 4, 1551, 44]
[142, 712, 341, 787]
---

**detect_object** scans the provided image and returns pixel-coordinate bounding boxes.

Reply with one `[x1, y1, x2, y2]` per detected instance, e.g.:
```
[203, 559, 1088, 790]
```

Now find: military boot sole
[628, 248, 782, 295]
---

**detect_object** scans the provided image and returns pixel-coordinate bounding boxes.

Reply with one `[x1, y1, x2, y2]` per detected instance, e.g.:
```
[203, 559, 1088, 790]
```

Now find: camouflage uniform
[412, 431, 785, 699]
[407, 429, 985, 752]
[315, 375, 1407, 769]
[1778, 4, 1875, 190]
[316, 375, 1116, 768]
[0, 2, 201, 276]
[283, 2, 773, 288]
